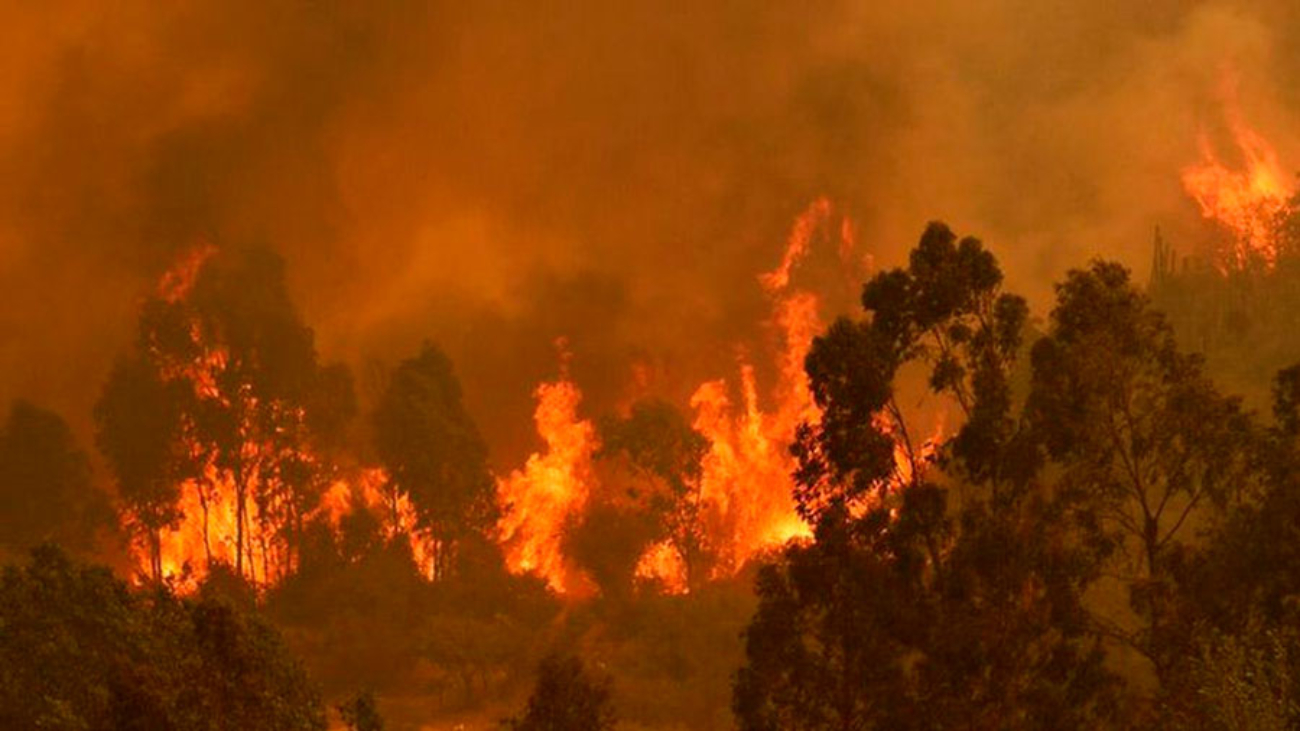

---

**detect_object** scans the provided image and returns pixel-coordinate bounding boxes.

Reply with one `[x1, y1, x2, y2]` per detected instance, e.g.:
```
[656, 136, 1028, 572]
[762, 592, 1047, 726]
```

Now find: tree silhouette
[186, 245, 322, 580]
[505, 653, 617, 731]
[736, 223, 1121, 730]
[96, 356, 191, 580]
[1027, 261, 1261, 675]
[0, 545, 326, 730]
[98, 245, 353, 582]
[373, 341, 495, 580]
[0, 400, 111, 557]
[594, 398, 711, 590]
[337, 691, 385, 731]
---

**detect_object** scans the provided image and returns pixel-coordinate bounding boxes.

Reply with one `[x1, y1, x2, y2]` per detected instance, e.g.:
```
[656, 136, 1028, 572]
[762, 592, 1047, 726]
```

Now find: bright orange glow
[1182, 97, 1294, 270]
[633, 539, 688, 595]
[131, 248, 440, 590]
[881, 411, 946, 492]
[499, 201, 850, 596]
[495, 368, 599, 596]
[622, 200, 848, 589]
[138, 200, 946, 598]
[318, 468, 441, 579]
[758, 197, 832, 293]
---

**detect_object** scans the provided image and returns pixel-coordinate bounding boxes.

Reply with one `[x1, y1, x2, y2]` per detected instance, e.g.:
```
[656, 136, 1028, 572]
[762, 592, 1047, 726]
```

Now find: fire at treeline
[7, 73, 1300, 731]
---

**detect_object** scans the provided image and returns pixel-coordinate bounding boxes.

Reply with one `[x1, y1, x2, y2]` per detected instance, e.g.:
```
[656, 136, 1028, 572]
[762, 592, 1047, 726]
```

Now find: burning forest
[11, 2, 1300, 730]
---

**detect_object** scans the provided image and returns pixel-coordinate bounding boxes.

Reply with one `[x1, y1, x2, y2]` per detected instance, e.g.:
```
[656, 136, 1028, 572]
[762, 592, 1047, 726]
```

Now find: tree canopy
[0, 400, 111, 557]
[372, 341, 496, 580]
[0, 545, 326, 730]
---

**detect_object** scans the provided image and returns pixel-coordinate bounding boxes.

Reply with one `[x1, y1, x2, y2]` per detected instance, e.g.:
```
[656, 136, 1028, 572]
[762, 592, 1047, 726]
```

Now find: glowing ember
[495, 365, 599, 596]
[1182, 97, 1295, 270]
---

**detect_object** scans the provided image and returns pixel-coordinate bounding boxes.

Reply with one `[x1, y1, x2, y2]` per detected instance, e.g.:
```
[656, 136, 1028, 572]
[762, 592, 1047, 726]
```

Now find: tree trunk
[151, 530, 163, 583]
[235, 467, 246, 579]
[198, 484, 212, 568]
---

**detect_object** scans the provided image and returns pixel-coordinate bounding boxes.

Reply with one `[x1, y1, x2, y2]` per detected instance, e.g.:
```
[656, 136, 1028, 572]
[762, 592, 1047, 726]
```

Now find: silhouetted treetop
[0, 400, 111, 556]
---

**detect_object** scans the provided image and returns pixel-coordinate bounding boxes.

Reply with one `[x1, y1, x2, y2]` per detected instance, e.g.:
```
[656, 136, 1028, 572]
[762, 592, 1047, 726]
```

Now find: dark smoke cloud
[2, 0, 1297, 466]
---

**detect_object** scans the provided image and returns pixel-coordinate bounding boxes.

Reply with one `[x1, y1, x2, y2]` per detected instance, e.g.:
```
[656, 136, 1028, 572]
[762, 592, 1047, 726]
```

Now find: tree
[373, 342, 496, 580]
[0, 400, 111, 557]
[98, 245, 354, 583]
[337, 691, 385, 731]
[1026, 261, 1261, 675]
[591, 398, 711, 591]
[186, 245, 322, 580]
[1180, 363, 1300, 634]
[1152, 362, 1300, 705]
[792, 221, 1032, 523]
[264, 362, 358, 577]
[504, 653, 617, 731]
[0, 545, 327, 730]
[736, 223, 1121, 730]
[96, 356, 191, 581]
[1159, 627, 1300, 731]
[564, 499, 660, 599]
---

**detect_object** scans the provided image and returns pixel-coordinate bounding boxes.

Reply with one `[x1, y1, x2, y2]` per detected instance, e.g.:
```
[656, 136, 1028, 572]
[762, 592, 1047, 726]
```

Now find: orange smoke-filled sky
[2, 1, 1299, 465]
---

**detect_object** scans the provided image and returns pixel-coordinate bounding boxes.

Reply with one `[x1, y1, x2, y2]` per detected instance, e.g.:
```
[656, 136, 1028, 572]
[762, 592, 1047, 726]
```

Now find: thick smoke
[2, 0, 1298, 466]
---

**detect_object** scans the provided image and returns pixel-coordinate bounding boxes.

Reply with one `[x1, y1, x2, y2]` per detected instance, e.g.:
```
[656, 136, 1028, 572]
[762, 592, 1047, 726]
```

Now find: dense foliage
[0, 545, 326, 730]
[373, 342, 497, 581]
[504, 653, 617, 731]
[15, 221, 1300, 729]
[0, 401, 112, 557]
[736, 222, 1300, 729]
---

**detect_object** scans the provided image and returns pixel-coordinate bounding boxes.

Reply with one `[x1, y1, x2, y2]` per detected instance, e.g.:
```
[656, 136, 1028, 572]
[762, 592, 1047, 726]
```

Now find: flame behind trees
[736, 224, 1117, 730]
[596, 398, 710, 593]
[0, 402, 111, 556]
[495, 199, 861, 595]
[372, 342, 496, 582]
[99, 246, 489, 589]
[793, 222, 1026, 523]
[736, 219, 1283, 728]
[97, 245, 357, 587]
[98, 198, 943, 597]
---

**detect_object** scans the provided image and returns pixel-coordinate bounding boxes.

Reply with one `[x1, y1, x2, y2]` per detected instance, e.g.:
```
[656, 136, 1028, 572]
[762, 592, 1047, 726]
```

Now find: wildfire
[495, 364, 599, 596]
[492, 199, 950, 596]
[880, 411, 946, 495]
[1182, 95, 1295, 270]
[682, 200, 841, 576]
[137, 199, 945, 598]
[131, 248, 440, 590]
[317, 468, 442, 580]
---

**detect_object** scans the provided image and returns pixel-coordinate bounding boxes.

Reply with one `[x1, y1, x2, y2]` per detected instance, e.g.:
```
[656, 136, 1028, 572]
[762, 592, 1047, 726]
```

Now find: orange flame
[317, 468, 441, 579]
[156, 242, 216, 303]
[758, 197, 832, 293]
[633, 539, 688, 595]
[139, 200, 943, 598]
[1182, 97, 1294, 270]
[881, 410, 946, 494]
[132, 248, 441, 591]
[683, 202, 843, 577]
[495, 374, 598, 596]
